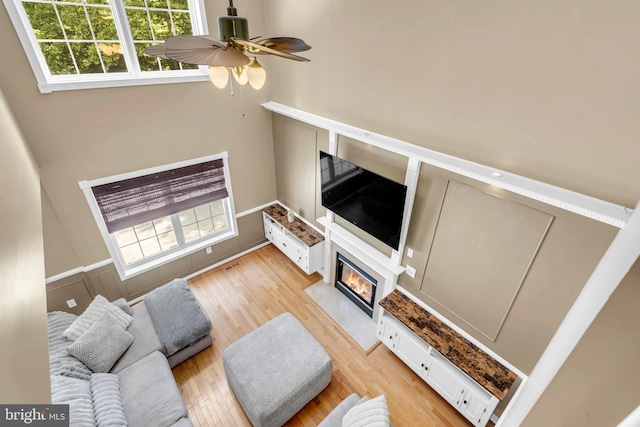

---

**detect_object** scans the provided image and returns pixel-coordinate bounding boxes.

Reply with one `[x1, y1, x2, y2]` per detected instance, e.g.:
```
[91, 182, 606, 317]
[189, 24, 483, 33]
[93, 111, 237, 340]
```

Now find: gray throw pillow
[68, 312, 134, 373]
[63, 294, 133, 341]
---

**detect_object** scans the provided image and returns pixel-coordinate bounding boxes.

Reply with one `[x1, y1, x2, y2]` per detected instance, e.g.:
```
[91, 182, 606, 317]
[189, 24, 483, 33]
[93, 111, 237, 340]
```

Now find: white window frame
[79, 152, 238, 281]
[3, 0, 210, 93]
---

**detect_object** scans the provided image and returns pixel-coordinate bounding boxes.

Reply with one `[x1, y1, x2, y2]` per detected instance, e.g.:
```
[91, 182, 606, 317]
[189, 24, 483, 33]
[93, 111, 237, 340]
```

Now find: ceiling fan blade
[143, 44, 170, 60]
[233, 38, 310, 62]
[255, 37, 311, 53]
[146, 35, 250, 67]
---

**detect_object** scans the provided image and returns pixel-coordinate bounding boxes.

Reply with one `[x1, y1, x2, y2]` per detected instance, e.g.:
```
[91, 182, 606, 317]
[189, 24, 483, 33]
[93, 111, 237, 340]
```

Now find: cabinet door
[263, 217, 274, 242]
[307, 242, 324, 274]
[295, 248, 309, 273]
[424, 357, 466, 407]
[281, 236, 298, 261]
[395, 332, 428, 373]
[377, 317, 398, 349]
[460, 387, 490, 426]
[269, 223, 284, 247]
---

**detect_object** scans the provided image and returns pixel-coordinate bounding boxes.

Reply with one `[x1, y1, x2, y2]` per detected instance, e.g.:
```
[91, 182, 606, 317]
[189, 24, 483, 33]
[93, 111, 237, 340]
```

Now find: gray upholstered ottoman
[223, 312, 332, 427]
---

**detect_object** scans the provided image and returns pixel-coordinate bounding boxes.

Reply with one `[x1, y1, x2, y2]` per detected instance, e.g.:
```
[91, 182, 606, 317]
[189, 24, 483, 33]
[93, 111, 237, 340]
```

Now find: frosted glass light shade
[231, 65, 249, 85]
[208, 66, 229, 89]
[247, 58, 266, 90]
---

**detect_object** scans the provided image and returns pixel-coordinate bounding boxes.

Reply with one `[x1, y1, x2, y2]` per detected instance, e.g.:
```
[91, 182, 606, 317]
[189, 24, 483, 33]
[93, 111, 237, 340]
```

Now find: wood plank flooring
[172, 244, 475, 426]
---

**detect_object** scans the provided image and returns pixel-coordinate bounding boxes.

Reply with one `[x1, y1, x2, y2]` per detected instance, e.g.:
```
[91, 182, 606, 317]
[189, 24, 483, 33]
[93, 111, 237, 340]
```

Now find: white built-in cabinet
[263, 210, 324, 275]
[377, 313, 499, 426]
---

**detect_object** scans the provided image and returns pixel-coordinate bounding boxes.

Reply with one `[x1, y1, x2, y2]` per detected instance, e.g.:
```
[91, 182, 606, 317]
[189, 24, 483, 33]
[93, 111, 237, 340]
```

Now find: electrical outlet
[206, 247, 212, 255]
[66, 299, 77, 308]
[405, 265, 416, 278]
[407, 248, 414, 258]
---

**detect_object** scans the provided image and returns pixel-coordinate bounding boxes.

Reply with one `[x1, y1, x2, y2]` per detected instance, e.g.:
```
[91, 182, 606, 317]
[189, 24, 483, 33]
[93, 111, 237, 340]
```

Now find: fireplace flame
[341, 267, 374, 304]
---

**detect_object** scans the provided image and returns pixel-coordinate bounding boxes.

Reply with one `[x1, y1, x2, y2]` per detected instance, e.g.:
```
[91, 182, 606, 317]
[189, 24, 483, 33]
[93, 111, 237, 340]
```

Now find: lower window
[80, 153, 237, 280]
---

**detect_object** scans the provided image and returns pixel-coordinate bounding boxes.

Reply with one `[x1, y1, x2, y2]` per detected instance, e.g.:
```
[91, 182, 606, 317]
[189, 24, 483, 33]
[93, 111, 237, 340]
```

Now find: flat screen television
[319, 151, 407, 250]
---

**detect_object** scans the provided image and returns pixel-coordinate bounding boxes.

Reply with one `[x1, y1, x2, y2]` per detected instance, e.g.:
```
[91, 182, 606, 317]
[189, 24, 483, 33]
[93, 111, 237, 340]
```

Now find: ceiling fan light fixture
[218, 0, 249, 42]
[142, 0, 311, 95]
[208, 66, 229, 89]
[247, 57, 266, 90]
[231, 65, 249, 85]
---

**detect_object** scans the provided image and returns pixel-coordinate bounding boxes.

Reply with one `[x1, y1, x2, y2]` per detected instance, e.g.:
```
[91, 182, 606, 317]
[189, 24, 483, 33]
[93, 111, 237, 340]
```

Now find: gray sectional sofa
[48, 285, 211, 427]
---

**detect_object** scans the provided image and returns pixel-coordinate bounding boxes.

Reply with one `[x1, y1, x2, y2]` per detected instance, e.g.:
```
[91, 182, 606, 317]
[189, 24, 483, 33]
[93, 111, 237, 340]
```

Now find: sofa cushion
[68, 313, 134, 373]
[144, 278, 211, 357]
[64, 295, 133, 341]
[318, 394, 362, 427]
[110, 301, 163, 374]
[117, 351, 189, 427]
[342, 395, 390, 427]
[48, 311, 93, 381]
[170, 419, 194, 427]
[111, 298, 133, 316]
[50, 374, 96, 426]
[90, 373, 128, 427]
[167, 334, 212, 369]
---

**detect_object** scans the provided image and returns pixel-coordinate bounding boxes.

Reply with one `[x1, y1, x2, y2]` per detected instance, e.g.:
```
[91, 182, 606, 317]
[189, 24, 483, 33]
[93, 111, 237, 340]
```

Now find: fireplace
[335, 253, 377, 318]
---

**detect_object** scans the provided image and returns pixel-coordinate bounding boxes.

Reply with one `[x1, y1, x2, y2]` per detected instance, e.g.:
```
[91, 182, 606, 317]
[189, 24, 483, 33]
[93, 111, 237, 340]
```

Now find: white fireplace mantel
[318, 217, 405, 280]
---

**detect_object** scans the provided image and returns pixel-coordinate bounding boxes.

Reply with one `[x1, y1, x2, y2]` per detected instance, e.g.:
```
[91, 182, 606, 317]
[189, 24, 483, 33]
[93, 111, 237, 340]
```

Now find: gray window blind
[92, 159, 228, 233]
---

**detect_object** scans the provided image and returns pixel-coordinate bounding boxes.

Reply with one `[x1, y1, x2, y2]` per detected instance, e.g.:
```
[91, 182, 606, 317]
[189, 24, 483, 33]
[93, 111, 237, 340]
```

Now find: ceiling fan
[143, 0, 311, 90]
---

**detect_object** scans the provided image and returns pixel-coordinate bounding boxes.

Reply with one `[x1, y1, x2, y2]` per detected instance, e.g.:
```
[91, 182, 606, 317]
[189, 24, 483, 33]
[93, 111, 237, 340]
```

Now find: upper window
[3, 0, 209, 92]
[80, 153, 237, 280]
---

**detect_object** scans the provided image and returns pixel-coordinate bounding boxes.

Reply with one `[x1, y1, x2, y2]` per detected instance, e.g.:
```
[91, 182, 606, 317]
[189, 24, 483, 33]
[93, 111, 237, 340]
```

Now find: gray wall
[265, 0, 640, 208]
[0, 89, 50, 403]
[263, 2, 639, 423]
[271, 114, 617, 415]
[523, 257, 640, 427]
[399, 164, 616, 374]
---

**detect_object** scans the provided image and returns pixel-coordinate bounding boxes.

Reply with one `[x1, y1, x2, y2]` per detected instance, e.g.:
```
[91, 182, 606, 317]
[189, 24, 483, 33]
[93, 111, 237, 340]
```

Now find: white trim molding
[45, 200, 268, 285]
[262, 101, 632, 228]
[496, 201, 640, 426]
[45, 259, 114, 285]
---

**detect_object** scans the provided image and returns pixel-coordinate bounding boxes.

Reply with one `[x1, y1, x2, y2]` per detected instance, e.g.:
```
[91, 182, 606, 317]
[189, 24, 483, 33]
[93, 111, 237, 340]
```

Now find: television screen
[319, 151, 407, 250]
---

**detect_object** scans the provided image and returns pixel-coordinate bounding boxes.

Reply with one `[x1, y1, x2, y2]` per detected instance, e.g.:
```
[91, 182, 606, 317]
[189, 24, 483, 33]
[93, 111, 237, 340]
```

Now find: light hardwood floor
[173, 244, 476, 426]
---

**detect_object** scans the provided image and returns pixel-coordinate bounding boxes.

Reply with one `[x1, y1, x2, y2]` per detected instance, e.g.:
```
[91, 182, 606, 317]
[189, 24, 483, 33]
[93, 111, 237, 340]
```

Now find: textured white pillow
[63, 294, 133, 341]
[67, 313, 134, 373]
[342, 395, 391, 427]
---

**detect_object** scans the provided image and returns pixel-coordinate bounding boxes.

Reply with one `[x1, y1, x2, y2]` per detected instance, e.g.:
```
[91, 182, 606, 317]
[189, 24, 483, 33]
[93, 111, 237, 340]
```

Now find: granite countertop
[263, 204, 324, 247]
[379, 290, 517, 400]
